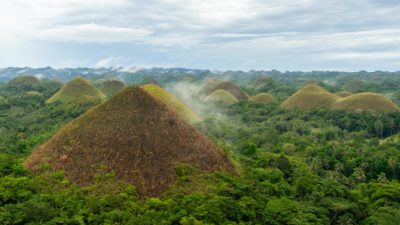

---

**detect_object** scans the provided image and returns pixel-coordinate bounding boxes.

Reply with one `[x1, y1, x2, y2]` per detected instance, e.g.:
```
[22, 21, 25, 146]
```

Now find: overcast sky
[0, 0, 400, 71]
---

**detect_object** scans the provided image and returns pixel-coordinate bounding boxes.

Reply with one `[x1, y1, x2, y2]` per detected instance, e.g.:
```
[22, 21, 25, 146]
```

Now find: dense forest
[0, 70, 399, 225]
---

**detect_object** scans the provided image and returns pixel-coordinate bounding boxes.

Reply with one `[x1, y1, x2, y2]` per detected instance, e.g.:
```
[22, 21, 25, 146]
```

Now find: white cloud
[1, 0, 400, 70]
[93, 57, 122, 68]
[37, 24, 153, 43]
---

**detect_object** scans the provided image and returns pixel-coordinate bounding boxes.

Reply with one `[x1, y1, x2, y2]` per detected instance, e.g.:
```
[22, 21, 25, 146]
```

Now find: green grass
[204, 90, 239, 105]
[46, 77, 106, 104]
[141, 84, 201, 123]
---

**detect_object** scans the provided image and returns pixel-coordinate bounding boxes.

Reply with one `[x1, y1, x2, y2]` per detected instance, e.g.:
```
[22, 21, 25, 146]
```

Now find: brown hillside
[332, 92, 400, 112]
[335, 91, 353, 98]
[249, 93, 277, 104]
[24, 87, 234, 198]
[207, 81, 249, 101]
[281, 84, 339, 110]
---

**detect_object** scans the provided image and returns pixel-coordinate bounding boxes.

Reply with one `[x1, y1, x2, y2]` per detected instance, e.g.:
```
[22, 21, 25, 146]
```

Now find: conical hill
[204, 90, 239, 105]
[24, 87, 234, 198]
[281, 84, 339, 110]
[332, 92, 400, 112]
[46, 77, 106, 104]
[207, 81, 249, 101]
[249, 93, 277, 104]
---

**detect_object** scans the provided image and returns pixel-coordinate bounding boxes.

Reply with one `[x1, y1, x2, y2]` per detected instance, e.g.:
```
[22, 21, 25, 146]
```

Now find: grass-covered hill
[281, 83, 339, 110]
[8, 75, 41, 88]
[46, 77, 106, 104]
[204, 90, 239, 106]
[206, 81, 249, 101]
[249, 93, 277, 104]
[141, 84, 200, 123]
[335, 91, 353, 98]
[24, 87, 234, 198]
[99, 79, 125, 98]
[332, 92, 400, 112]
[202, 79, 223, 93]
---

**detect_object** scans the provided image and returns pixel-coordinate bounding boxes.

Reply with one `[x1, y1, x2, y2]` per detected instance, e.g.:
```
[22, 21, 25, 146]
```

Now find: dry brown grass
[24, 87, 235, 198]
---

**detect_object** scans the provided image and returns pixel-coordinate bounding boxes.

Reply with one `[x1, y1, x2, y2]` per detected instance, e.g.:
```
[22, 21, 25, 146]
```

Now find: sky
[0, 0, 400, 71]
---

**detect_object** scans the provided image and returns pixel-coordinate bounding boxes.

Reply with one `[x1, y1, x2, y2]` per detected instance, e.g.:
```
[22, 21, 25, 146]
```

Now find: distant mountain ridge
[1, 67, 400, 85]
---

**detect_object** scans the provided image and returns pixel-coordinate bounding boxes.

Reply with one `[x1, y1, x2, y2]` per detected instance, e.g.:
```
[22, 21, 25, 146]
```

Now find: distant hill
[335, 91, 353, 98]
[24, 87, 234, 198]
[332, 93, 400, 112]
[202, 79, 223, 93]
[281, 84, 339, 110]
[46, 77, 106, 104]
[99, 79, 125, 98]
[249, 93, 277, 104]
[9, 76, 41, 87]
[204, 90, 239, 106]
[141, 84, 200, 123]
[206, 81, 249, 101]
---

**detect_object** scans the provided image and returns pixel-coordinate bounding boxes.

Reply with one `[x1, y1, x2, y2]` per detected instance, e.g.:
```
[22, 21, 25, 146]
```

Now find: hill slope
[332, 92, 400, 112]
[141, 84, 200, 123]
[204, 90, 239, 105]
[281, 84, 339, 110]
[335, 91, 353, 98]
[24, 87, 234, 198]
[207, 81, 249, 101]
[99, 79, 125, 98]
[249, 93, 277, 104]
[46, 77, 106, 104]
